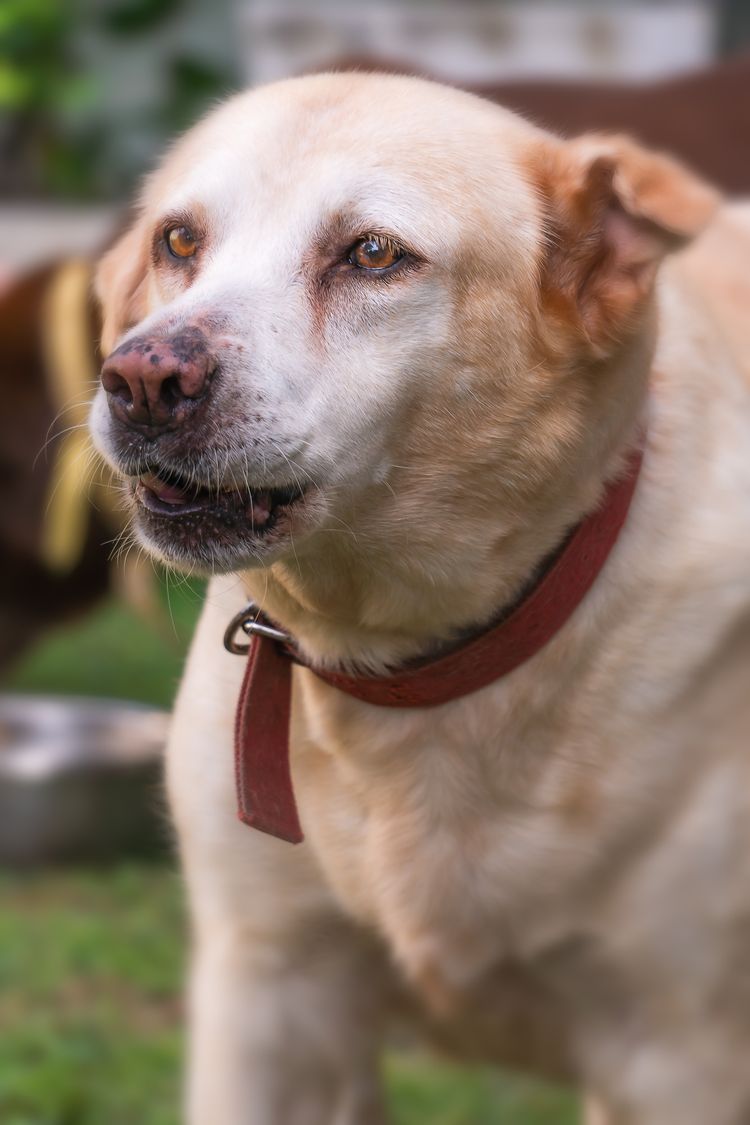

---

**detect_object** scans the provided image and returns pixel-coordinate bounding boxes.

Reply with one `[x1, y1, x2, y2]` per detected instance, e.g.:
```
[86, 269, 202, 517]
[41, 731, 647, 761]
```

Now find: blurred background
[1, 2, 748, 1122]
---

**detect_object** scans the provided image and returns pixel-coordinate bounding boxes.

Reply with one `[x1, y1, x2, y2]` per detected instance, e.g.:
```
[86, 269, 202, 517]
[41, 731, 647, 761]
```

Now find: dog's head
[91, 73, 716, 578]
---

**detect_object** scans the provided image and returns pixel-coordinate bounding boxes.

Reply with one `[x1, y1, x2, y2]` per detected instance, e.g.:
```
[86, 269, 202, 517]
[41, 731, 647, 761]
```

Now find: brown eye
[166, 225, 198, 259]
[348, 236, 403, 271]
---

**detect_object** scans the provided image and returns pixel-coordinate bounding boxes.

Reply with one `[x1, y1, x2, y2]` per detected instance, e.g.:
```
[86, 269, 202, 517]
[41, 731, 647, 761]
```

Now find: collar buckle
[223, 603, 290, 655]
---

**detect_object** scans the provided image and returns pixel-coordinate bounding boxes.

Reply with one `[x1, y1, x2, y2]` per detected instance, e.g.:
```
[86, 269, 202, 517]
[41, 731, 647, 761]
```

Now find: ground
[1, 578, 578, 1124]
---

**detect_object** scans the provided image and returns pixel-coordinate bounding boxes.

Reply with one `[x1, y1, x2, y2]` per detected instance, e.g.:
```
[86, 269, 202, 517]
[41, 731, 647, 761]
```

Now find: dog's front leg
[168, 584, 391, 1125]
[583, 1095, 617, 1125]
[187, 911, 390, 1125]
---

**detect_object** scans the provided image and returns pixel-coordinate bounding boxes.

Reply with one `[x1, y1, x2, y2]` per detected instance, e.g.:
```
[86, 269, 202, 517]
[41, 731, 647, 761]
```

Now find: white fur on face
[91, 74, 543, 571]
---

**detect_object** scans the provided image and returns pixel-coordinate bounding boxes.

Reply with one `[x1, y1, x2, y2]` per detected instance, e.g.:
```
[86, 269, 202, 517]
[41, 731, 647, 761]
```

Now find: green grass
[1, 583, 579, 1123]
[388, 1058, 577, 1125]
[0, 866, 184, 1125]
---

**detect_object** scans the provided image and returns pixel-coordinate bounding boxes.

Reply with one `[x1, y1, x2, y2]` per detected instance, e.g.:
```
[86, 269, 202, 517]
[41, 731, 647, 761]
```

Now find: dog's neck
[240, 446, 643, 675]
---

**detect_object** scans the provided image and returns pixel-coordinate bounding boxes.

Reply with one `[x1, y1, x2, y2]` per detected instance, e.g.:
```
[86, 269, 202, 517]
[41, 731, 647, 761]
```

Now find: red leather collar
[230, 443, 644, 843]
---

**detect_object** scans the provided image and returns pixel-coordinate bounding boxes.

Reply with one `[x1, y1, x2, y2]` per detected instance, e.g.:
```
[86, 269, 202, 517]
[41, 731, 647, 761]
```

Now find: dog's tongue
[247, 491, 272, 523]
[141, 473, 190, 505]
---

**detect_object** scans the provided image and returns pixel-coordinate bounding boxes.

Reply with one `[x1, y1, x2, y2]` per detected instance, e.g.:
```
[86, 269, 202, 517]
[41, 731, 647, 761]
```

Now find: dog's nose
[101, 331, 213, 431]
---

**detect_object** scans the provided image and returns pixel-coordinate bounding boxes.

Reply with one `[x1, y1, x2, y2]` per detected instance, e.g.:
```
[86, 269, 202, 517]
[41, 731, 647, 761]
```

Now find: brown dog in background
[0, 262, 112, 668]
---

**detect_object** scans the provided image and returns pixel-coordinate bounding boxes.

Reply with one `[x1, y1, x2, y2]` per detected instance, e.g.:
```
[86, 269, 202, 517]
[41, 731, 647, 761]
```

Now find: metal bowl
[0, 694, 171, 866]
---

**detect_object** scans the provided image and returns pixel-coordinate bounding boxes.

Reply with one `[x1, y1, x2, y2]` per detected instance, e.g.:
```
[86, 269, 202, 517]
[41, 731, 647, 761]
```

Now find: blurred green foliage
[5, 573, 204, 707]
[0, 0, 238, 200]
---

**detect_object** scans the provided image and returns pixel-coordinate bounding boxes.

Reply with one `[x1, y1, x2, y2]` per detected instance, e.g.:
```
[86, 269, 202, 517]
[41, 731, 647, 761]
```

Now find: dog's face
[91, 73, 715, 576]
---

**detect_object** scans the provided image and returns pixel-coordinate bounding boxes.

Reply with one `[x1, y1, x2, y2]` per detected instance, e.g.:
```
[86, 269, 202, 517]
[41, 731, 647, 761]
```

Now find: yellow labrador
[90, 73, 750, 1125]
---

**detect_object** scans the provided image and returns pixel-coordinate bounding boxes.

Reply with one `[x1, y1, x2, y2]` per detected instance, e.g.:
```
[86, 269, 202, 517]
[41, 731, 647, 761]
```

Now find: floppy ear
[95, 219, 150, 355]
[531, 133, 720, 356]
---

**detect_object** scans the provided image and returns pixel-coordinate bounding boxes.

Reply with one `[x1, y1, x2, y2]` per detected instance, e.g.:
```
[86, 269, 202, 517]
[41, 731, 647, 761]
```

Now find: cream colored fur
[92, 74, 750, 1124]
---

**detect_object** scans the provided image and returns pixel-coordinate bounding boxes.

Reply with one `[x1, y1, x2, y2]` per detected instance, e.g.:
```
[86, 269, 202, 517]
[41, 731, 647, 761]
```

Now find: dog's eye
[347, 236, 403, 271]
[166, 225, 198, 259]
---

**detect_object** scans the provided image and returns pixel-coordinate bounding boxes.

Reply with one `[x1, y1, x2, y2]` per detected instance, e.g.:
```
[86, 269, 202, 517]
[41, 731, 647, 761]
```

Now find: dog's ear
[530, 133, 719, 356]
[95, 219, 150, 355]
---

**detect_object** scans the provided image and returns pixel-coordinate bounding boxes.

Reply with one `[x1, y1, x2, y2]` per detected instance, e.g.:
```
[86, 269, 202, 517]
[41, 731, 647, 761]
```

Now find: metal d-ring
[223, 603, 290, 655]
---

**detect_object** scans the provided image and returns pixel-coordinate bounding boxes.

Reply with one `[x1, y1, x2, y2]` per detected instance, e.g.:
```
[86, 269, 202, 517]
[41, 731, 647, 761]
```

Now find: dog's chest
[293, 672, 608, 1002]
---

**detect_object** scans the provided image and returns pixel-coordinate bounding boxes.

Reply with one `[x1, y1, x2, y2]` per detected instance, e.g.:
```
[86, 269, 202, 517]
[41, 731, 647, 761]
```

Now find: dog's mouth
[123, 462, 316, 572]
[132, 467, 308, 535]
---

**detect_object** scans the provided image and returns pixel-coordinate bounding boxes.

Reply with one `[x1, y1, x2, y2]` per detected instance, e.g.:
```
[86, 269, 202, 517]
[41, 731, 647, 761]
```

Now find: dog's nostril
[160, 374, 182, 408]
[101, 366, 134, 406]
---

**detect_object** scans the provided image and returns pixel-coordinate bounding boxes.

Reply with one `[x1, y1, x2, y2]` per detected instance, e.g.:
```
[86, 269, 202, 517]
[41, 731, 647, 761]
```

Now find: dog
[90, 72, 750, 1124]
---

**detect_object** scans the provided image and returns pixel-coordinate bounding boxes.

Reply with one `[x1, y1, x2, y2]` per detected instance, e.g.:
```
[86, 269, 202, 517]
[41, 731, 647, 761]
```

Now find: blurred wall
[237, 1, 718, 86]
